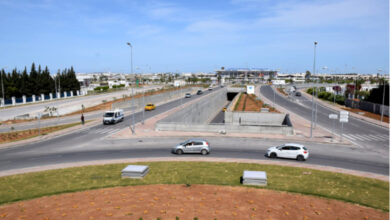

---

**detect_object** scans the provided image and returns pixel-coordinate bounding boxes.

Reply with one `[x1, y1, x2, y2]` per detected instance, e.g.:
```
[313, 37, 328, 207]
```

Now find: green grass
[0, 162, 388, 211]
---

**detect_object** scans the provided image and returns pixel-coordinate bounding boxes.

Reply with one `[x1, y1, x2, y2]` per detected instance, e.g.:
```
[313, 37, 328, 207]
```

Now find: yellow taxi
[144, 103, 156, 111]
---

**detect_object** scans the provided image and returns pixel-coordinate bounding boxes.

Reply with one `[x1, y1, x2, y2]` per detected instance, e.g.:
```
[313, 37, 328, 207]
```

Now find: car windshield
[303, 147, 308, 150]
[104, 112, 114, 117]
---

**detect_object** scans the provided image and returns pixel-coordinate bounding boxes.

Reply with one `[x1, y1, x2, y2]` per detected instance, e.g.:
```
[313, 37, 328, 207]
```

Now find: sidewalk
[300, 90, 389, 129]
[255, 85, 351, 145]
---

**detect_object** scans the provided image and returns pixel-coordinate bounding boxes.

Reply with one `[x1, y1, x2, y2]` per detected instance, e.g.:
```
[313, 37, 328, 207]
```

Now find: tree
[305, 71, 311, 79]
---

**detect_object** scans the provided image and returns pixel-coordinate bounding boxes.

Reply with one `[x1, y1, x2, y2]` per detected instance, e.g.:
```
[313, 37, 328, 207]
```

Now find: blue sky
[0, 0, 388, 74]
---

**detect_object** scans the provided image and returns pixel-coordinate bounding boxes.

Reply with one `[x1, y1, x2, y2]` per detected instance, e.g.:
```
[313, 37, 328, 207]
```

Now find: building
[216, 68, 278, 83]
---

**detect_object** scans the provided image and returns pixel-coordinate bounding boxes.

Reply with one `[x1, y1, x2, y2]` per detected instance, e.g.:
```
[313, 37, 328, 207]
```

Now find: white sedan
[267, 143, 309, 161]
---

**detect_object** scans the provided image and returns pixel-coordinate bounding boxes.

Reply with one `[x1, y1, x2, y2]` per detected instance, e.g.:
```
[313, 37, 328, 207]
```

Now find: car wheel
[201, 149, 208, 155]
[270, 152, 277, 158]
[176, 149, 183, 155]
[297, 155, 305, 161]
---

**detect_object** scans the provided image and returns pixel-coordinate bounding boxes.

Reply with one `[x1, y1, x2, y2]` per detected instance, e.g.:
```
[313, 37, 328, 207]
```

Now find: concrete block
[57, 92, 60, 99]
[32, 95, 36, 103]
[49, 93, 53, 100]
[242, 171, 267, 186]
[70, 91, 74, 97]
[63, 91, 67, 98]
[261, 108, 269, 112]
[41, 94, 45, 101]
[121, 165, 149, 179]
[22, 95, 26, 104]
[12, 96, 15, 106]
[77, 90, 80, 96]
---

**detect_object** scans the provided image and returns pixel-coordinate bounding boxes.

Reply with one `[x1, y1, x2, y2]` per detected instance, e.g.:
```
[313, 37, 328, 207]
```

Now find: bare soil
[0, 185, 387, 220]
[277, 88, 288, 96]
[235, 94, 278, 112]
[0, 123, 79, 144]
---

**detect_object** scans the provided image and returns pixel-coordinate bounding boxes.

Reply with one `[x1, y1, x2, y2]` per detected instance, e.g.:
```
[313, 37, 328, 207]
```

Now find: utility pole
[127, 42, 135, 134]
[310, 41, 317, 138]
[1, 69, 5, 108]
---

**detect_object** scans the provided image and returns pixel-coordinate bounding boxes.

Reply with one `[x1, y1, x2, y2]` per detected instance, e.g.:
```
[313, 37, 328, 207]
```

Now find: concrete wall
[158, 88, 227, 124]
[225, 112, 287, 126]
[155, 123, 294, 135]
[112, 87, 197, 110]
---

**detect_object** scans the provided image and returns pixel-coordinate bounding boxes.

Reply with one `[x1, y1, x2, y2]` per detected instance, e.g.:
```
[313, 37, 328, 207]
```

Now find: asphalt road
[260, 85, 389, 154]
[0, 85, 388, 176]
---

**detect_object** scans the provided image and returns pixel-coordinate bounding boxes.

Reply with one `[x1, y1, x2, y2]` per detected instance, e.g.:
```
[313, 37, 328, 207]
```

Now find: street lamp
[310, 41, 318, 138]
[0, 66, 7, 108]
[127, 42, 135, 134]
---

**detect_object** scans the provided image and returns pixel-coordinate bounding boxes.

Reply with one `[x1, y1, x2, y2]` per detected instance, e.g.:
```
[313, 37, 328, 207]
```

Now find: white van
[103, 109, 124, 125]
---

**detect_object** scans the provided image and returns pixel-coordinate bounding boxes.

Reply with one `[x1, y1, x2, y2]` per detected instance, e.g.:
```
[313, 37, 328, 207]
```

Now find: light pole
[127, 42, 135, 134]
[0, 67, 5, 108]
[310, 41, 317, 138]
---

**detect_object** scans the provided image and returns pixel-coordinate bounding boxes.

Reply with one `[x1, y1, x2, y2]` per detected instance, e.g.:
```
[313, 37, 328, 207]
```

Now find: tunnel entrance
[227, 92, 239, 101]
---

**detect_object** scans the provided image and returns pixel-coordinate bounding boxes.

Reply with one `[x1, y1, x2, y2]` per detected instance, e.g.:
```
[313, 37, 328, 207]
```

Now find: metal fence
[345, 99, 389, 116]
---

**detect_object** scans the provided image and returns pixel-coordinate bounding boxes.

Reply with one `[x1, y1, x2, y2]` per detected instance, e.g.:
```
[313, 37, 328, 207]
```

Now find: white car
[267, 143, 309, 161]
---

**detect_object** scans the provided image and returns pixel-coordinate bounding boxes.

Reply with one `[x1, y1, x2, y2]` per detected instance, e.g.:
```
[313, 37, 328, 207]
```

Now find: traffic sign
[340, 117, 348, 123]
[329, 114, 338, 119]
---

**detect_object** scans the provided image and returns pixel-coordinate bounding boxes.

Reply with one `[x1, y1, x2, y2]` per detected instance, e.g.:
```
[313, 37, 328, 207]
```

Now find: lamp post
[127, 42, 135, 134]
[0, 68, 5, 108]
[310, 41, 318, 138]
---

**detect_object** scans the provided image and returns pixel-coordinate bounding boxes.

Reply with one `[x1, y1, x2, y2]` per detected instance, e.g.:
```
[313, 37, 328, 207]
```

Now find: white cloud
[186, 19, 242, 33]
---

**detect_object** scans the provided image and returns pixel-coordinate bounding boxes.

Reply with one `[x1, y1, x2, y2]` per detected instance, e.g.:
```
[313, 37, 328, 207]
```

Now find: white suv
[267, 143, 309, 161]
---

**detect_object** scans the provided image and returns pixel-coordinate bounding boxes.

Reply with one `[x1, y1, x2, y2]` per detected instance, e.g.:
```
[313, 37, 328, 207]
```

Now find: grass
[0, 121, 89, 144]
[0, 162, 388, 211]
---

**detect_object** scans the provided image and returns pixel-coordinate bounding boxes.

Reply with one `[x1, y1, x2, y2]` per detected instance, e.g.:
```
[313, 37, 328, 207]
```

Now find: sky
[0, 0, 388, 74]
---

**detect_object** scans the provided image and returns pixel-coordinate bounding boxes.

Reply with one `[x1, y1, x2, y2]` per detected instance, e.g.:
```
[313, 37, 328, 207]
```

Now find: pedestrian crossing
[80, 127, 124, 136]
[343, 133, 389, 142]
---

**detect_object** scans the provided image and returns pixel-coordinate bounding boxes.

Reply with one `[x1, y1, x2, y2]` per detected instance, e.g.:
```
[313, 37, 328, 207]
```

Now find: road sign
[340, 117, 348, 123]
[329, 114, 338, 119]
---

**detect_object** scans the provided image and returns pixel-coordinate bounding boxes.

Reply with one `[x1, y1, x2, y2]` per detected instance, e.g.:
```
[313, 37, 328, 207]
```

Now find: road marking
[343, 134, 356, 141]
[348, 134, 365, 141]
[358, 135, 375, 141]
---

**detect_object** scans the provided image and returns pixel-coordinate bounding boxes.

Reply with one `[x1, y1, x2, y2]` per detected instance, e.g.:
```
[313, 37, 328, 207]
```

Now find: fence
[345, 99, 389, 116]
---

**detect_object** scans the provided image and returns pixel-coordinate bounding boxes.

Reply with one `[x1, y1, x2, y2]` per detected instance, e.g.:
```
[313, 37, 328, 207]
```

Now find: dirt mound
[0, 185, 387, 219]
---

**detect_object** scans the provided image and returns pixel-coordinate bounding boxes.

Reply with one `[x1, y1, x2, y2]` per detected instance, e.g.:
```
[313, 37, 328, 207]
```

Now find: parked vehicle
[196, 90, 203, 95]
[267, 143, 309, 161]
[208, 87, 213, 91]
[103, 109, 124, 125]
[145, 103, 156, 111]
[295, 91, 302, 96]
[185, 93, 192, 98]
[172, 139, 210, 155]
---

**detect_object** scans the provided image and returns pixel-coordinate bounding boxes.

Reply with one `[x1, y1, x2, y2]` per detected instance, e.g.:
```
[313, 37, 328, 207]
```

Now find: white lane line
[343, 134, 356, 141]
[346, 134, 362, 141]
[368, 134, 385, 140]
[359, 135, 375, 141]
[107, 128, 122, 135]
[350, 134, 368, 141]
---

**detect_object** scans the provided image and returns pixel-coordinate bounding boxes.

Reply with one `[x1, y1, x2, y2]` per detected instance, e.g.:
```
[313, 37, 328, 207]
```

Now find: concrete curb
[0, 157, 387, 181]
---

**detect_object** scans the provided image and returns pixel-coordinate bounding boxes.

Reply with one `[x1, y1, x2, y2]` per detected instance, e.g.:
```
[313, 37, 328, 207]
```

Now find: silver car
[172, 139, 210, 155]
